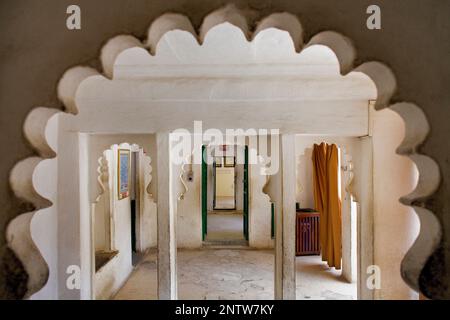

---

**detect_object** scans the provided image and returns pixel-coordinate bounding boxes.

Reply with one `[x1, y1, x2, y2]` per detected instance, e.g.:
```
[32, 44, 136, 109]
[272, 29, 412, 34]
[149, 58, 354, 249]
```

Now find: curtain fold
[312, 143, 342, 269]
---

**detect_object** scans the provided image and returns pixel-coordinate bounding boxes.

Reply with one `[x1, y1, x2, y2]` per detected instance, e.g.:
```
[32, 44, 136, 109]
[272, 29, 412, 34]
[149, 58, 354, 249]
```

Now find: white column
[272, 155, 283, 300]
[156, 132, 177, 300]
[281, 134, 296, 299]
[358, 136, 374, 300]
[269, 134, 296, 300]
[58, 130, 82, 299]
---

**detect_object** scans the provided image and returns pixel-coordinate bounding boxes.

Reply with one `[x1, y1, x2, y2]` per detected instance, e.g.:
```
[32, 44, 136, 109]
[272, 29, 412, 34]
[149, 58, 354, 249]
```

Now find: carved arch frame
[7, 5, 441, 299]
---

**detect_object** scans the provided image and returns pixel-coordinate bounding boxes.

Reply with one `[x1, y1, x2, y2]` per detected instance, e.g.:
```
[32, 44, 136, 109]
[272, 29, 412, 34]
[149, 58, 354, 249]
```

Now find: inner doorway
[202, 145, 249, 244]
[295, 137, 361, 300]
[213, 156, 236, 210]
[90, 140, 158, 300]
[130, 150, 147, 266]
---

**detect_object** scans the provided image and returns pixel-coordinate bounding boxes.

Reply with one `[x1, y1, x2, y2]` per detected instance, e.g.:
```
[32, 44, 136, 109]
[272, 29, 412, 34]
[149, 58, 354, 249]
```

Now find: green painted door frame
[201, 145, 208, 240]
[243, 146, 249, 240]
[202, 145, 249, 241]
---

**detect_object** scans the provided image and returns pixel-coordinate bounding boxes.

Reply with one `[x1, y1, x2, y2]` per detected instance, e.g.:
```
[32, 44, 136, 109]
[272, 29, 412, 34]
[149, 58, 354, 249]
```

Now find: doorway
[213, 156, 236, 210]
[90, 141, 158, 300]
[295, 138, 360, 299]
[130, 150, 146, 266]
[202, 145, 249, 244]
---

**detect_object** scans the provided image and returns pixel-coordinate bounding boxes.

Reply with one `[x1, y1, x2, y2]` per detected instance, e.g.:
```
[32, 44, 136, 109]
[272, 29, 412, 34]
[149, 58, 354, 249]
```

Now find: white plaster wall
[216, 167, 235, 197]
[249, 160, 273, 248]
[138, 149, 158, 251]
[139, 201, 157, 250]
[93, 197, 108, 251]
[170, 137, 205, 248]
[295, 136, 361, 208]
[371, 107, 420, 300]
[177, 163, 202, 248]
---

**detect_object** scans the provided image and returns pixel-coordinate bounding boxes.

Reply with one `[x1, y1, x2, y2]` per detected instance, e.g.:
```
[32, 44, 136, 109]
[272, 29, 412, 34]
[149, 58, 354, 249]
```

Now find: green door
[243, 146, 249, 240]
[201, 145, 208, 240]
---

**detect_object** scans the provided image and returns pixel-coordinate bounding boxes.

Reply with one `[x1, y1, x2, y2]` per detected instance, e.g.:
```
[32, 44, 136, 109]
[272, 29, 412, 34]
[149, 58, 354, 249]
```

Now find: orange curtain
[312, 143, 342, 269]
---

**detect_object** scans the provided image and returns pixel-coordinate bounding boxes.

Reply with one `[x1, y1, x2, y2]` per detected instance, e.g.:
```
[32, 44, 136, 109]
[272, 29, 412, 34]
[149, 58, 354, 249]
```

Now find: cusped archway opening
[8, 5, 440, 300]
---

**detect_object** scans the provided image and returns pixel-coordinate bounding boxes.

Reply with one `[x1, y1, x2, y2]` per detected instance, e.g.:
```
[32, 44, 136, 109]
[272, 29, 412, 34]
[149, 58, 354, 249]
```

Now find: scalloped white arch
[7, 4, 441, 299]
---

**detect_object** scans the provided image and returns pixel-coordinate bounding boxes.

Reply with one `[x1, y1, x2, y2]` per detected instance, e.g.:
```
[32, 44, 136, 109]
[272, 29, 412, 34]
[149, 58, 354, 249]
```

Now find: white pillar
[58, 130, 82, 299]
[272, 155, 283, 300]
[281, 134, 296, 299]
[156, 132, 177, 300]
[358, 136, 374, 300]
[269, 134, 296, 300]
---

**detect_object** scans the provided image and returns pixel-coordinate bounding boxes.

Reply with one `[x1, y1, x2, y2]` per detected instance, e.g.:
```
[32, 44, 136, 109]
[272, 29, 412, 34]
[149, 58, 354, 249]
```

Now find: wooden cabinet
[296, 211, 320, 256]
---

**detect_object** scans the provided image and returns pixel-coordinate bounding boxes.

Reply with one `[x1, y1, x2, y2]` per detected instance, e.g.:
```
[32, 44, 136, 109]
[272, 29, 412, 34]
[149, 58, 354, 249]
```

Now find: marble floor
[113, 249, 356, 300]
[206, 211, 245, 242]
[295, 255, 356, 300]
